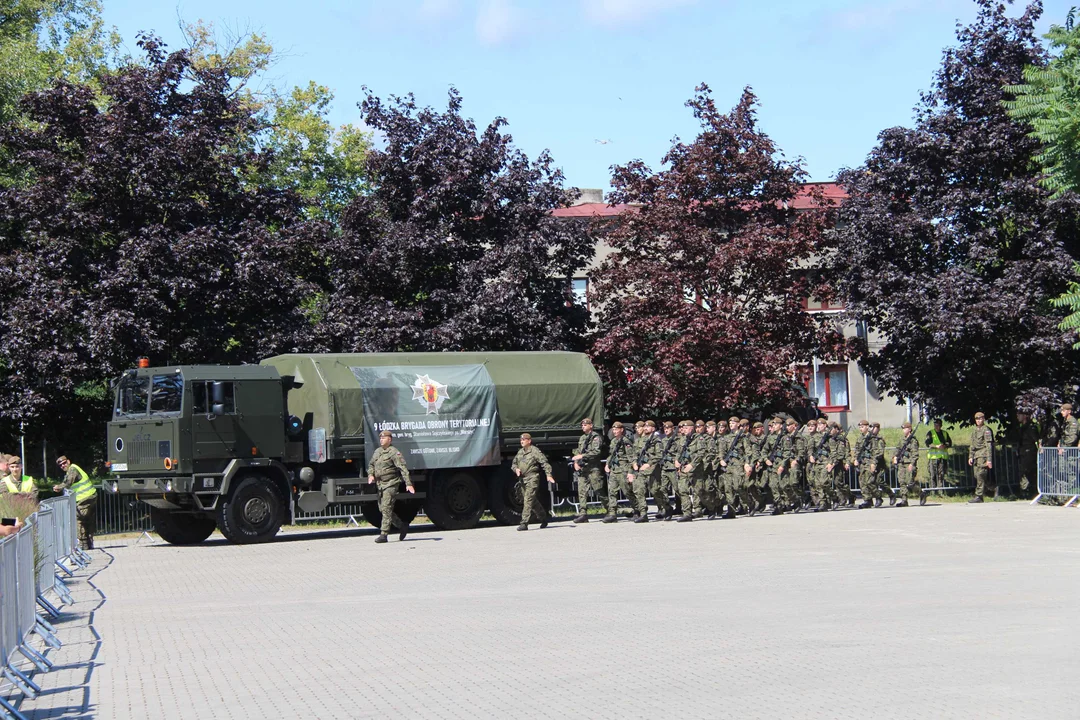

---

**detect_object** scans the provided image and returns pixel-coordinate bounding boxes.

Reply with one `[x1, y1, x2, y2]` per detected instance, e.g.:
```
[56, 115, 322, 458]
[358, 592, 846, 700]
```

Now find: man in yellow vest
[54, 456, 98, 549]
[1, 456, 37, 496]
[924, 419, 953, 490]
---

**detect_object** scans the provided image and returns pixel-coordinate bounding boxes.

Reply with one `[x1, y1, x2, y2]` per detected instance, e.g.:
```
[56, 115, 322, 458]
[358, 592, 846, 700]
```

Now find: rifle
[636, 433, 659, 467]
[608, 435, 628, 472]
[767, 426, 789, 464]
[659, 434, 678, 468]
[723, 428, 746, 465]
[893, 423, 921, 466]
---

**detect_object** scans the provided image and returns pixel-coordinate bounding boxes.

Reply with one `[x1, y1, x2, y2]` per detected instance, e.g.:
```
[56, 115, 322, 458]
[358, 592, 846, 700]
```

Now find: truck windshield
[150, 373, 184, 415]
[116, 375, 150, 417]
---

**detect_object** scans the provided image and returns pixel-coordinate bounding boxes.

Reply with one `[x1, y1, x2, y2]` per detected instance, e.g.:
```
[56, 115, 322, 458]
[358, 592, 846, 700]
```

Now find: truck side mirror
[212, 381, 226, 405]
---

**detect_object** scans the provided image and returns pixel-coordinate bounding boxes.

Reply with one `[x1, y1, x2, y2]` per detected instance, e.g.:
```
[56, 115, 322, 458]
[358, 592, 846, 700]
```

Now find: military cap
[858, 419, 869, 427]
[901, 421, 912, 429]
[695, 420, 705, 427]
[974, 412, 985, 420]
[581, 418, 593, 425]
[816, 416, 829, 423]
[520, 432, 532, 440]
[828, 421, 841, 430]
[378, 430, 392, 438]
[752, 421, 764, 429]
[770, 417, 783, 425]
[611, 421, 624, 429]
[871, 422, 881, 429]
[635, 420, 645, 428]
[729, 415, 740, 423]
[7, 455, 20, 463]
[1061, 404, 1072, 412]
[645, 420, 656, 428]
[706, 420, 716, 427]
[663, 421, 674, 429]
[678, 420, 694, 427]
[786, 417, 799, 426]
[739, 417, 750, 425]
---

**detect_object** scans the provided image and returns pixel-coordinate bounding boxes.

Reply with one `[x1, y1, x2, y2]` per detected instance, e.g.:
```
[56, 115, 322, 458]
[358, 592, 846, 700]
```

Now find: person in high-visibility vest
[924, 419, 952, 490]
[1, 456, 37, 495]
[54, 456, 98, 550]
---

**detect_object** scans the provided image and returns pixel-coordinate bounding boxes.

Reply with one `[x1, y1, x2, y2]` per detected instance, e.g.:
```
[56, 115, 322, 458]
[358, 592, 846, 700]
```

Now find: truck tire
[425, 471, 485, 530]
[217, 474, 284, 544]
[359, 497, 420, 529]
[488, 471, 524, 525]
[150, 507, 217, 545]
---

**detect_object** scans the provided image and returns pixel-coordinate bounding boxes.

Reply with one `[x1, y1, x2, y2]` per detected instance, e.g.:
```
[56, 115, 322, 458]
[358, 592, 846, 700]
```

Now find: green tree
[1005, 8, 1080, 198]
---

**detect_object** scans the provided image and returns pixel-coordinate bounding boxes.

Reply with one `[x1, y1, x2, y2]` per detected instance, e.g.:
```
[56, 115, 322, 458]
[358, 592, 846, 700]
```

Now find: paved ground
[10, 501, 1080, 719]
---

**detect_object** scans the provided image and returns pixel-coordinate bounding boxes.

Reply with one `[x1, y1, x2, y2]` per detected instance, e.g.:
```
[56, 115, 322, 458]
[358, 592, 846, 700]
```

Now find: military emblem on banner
[412, 374, 449, 414]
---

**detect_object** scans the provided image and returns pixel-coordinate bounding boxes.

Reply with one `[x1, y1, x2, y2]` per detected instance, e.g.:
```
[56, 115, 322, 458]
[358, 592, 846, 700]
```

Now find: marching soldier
[628, 420, 661, 522]
[697, 420, 721, 519]
[853, 420, 881, 509]
[603, 422, 635, 522]
[713, 419, 734, 518]
[744, 421, 767, 515]
[654, 422, 679, 520]
[967, 412, 995, 503]
[761, 417, 786, 514]
[785, 417, 808, 511]
[723, 417, 750, 518]
[806, 419, 825, 508]
[768, 417, 797, 514]
[892, 421, 922, 506]
[366, 430, 416, 543]
[673, 420, 705, 522]
[512, 433, 555, 530]
[571, 418, 607, 523]
[826, 422, 850, 509]
[871, 422, 896, 506]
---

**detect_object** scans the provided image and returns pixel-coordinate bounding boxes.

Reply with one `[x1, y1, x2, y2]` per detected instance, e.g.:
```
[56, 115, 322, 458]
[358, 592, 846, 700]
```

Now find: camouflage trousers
[811, 464, 836, 508]
[768, 467, 798, 509]
[724, 466, 749, 512]
[831, 464, 853, 505]
[577, 466, 607, 513]
[655, 469, 675, 515]
[675, 471, 697, 517]
[858, 464, 888, 502]
[972, 459, 994, 498]
[77, 498, 97, 549]
[520, 476, 549, 525]
[927, 459, 948, 489]
[693, 471, 720, 515]
[1019, 452, 1037, 497]
[746, 466, 766, 510]
[896, 463, 920, 500]
[377, 479, 407, 534]
[607, 471, 645, 516]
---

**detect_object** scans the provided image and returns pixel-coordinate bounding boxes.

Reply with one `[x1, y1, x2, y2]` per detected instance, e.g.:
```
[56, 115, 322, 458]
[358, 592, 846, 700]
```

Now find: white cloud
[581, 0, 699, 27]
[475, 0, 524, 46]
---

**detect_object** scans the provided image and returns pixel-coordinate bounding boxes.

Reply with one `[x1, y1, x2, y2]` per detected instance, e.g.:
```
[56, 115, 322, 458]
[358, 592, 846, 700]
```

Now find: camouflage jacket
[659, 434, 680, 471]
[634, 432, 662, 475]
[853, 432, 875, 464]
[895, 433, 920, 466]
[368, 445, 412, 486]
[575, 431, 604, 469]
[969, 425, 995, 462]
[714, 432, 732, 471]
[607, 434, 632, 474]
[1061, 416, 1079, 447]
[512, 445, 553, 481]
[828, 434, 849, 464]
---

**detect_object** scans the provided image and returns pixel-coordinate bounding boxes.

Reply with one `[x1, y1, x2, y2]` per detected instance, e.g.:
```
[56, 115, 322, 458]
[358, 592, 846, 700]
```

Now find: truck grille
[128, 439, 171, 465]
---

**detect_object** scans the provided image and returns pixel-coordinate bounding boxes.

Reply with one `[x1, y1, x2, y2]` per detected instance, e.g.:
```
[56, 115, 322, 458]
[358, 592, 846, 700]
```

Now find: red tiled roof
[551, 182, 847, 216]
[551, 203, 640, 218]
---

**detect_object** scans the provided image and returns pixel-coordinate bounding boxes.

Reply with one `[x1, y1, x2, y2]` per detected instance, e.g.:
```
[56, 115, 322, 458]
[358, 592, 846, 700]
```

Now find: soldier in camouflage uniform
[673, 420, 706, 522]
[853, 420, 879, 509]
[696, 420, 721, 519]
[824, 422, 850, 510]
[765, 417, 795, 514]
[785, 418, 808, 512]
[742, 421, 767, 515]
[603, 422, 637, 522]
[892, 421, 921, 506]
[655, 422, 679, 520]
[512, 433, 555, 530]
[871, 422, 896, 506]
[629, 420, 661, 522]
[806, 420, 825, 508]
[967, 411, 995, 503]
[1009, 409, 1041, 499]
[713, 419, 733, 518]
[1058, 403, 1079, 447]
[761, 417, 787, 514]
[721, 417, 748, 518]
[366, 430, 416, 543]
[572, 418, 607, 523]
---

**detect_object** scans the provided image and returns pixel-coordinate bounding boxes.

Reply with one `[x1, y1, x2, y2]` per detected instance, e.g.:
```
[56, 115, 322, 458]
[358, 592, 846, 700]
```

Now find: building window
[801, 295, 845, 312]
[803, 364, 849, 411]
[571, 278, 589, 309]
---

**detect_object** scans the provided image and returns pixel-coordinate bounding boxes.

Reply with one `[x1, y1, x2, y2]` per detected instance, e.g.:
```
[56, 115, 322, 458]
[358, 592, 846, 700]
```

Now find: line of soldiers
[561, 413, 1011, 524]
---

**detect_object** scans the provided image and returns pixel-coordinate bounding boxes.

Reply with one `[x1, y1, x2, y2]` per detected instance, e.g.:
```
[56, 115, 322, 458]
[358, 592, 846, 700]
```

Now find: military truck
[105, 352, 604, 545]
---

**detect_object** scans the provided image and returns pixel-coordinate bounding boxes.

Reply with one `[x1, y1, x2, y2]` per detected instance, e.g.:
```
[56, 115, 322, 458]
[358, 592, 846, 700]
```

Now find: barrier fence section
[0, 494, 88, 720]
[1035, 447, 1080, 506]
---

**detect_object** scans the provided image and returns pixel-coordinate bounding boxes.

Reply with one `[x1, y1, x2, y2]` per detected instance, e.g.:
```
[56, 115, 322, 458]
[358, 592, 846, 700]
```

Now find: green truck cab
[105, 352, 604, 545]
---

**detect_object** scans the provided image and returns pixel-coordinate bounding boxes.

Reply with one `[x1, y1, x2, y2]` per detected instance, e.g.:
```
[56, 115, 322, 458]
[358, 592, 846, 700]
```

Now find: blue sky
[101, 0, 1073, 191]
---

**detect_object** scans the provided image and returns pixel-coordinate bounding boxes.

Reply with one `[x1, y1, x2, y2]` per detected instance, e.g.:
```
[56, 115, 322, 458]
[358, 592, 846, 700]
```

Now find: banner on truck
[351, 364, 502, 471]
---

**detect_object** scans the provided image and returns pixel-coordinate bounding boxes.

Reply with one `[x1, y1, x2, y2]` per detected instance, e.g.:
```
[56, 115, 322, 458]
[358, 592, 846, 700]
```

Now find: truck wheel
[217, 475, 284, 544]
[488, 472, 524, 525]
[425, 471, 485, 530]
[150, 507, 217, 545]
[360, 496, 421, 529]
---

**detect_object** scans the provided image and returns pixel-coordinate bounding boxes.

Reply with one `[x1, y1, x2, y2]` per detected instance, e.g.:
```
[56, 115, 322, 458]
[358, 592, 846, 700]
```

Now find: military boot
[896, 498, 909, 507]
[858, 501, 873, 509]
[602, 514, 617, 523]
[517, 523, 528, 531]
[919, 492, 927, 507]
[873, 497, 883, 508]
[634, 514, 649, 523]
[573, 514, 589, 523]
[968, 496, 983, 503]
[399, 524, 409, 541]
[676, 514, 693, 522]
[374, 534, 388, 544]
[540, 518, 549, 529]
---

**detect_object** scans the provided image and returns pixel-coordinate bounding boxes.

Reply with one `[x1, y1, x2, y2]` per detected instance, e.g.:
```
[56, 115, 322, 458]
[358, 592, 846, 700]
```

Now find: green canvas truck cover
[260, 352, 604, 442]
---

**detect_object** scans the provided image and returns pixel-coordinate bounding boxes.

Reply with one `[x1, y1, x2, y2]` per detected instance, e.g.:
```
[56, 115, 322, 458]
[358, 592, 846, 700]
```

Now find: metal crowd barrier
[1, 495, 90, 720]
[1034, 447, 1080, 506]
